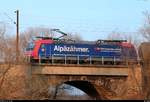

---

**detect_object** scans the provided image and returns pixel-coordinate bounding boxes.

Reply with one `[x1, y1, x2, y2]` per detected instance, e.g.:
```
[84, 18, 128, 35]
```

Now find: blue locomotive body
[25, 30, 138, 65]
[37, 41, 137, 64]
[39, 43, 121, 57]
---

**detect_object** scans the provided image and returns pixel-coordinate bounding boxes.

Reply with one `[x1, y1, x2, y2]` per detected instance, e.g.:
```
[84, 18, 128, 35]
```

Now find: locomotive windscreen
[26, 42, 35, 51]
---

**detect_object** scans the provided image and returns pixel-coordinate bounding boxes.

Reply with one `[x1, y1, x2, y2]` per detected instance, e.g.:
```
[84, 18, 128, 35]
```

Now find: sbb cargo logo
[54, 45, 89, 53]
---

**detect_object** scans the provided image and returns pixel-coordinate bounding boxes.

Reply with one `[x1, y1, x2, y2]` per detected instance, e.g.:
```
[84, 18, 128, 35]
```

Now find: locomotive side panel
[38, 43, 122, 58]
[37, 42, 124, 64]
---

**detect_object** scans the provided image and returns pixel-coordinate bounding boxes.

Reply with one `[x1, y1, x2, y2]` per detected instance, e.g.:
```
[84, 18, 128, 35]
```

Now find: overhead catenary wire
[3, 12, 16, 24]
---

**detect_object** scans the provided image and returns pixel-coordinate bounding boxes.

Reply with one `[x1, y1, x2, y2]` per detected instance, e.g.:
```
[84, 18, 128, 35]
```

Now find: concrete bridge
[30, 64, 139, 100]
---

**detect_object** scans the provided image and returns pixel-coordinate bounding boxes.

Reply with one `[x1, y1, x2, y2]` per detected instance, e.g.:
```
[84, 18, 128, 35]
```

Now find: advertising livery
[25, 38, 137, 65]
[25, 29, 137, 65]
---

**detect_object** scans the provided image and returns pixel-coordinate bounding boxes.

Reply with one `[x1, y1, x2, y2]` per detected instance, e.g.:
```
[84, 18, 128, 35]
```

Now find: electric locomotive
[25, 29, 138, 65]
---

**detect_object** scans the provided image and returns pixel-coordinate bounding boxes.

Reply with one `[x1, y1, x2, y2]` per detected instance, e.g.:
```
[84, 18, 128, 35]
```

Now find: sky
[0, 0, 150, 40]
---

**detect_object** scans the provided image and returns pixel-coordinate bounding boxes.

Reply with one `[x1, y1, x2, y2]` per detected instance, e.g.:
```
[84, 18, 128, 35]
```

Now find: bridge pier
[30, 74, 49, 99]
[48, 76, 62, 99]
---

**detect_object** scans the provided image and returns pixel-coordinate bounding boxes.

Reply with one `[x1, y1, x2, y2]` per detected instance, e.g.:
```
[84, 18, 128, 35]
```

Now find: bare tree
[20, 27, 50, 47]
[0, 22, 6, 62]
[0, 23, 14, 60]
[140, 11, 150, 41]
[0, 22, 18, 99]
[107, 30, 125, 40]
[107, 30, 142, 48]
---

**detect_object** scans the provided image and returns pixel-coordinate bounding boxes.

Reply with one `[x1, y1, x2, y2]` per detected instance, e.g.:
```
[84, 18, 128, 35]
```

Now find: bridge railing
[36, 54, 128, 66]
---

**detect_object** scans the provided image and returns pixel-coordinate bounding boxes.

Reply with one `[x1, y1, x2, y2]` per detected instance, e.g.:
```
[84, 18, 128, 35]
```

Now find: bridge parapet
[31, 64, 129, 76]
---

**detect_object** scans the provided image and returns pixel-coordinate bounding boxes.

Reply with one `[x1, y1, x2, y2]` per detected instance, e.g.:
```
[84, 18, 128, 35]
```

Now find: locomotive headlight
[41, 48, 45, 52]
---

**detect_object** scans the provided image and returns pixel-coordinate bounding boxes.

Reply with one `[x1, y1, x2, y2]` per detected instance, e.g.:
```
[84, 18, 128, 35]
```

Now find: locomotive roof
[34, 36, 128, 45]
[54, 40, 127, 45]
[63, 41, 96, 44]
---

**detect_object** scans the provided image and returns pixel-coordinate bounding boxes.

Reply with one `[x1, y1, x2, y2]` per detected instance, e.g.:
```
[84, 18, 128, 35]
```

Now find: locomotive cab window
[41, 44, 45, 48]
[26, 42, 35, 51]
